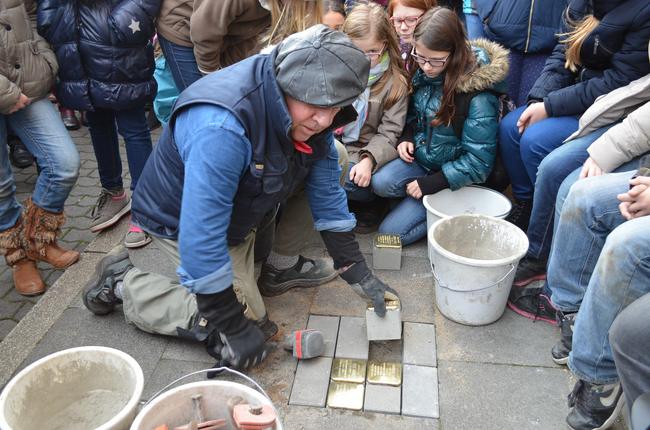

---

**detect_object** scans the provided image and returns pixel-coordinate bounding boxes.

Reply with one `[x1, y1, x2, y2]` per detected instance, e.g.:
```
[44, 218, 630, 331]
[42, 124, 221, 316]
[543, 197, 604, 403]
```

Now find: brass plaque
[367, 361, 402, 386]
[331, 358, 367, 384]
[327, 381, 365, 410]
[368, 298, 401, 312]
[374, 234, 402, 249]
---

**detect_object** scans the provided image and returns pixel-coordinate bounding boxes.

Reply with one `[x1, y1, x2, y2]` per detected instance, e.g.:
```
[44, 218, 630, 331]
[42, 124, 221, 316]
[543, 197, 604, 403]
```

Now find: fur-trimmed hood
[455, 38, 510, 94]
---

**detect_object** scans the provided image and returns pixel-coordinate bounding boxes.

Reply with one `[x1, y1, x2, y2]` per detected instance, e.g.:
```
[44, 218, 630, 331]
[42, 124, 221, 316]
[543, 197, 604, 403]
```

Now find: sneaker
[513, 256, 547, 287]
[90, 188, 131, 232]
[258, 255, 337, 297]
[567, 380, 625, 430]
[506, 198, 533, 232]
[82, 245, 133, 315]
[551, 311, 577, 365]
[124, 224, 152, 249]
[256, 314, 279, 340]
[507, 284, 558, 325]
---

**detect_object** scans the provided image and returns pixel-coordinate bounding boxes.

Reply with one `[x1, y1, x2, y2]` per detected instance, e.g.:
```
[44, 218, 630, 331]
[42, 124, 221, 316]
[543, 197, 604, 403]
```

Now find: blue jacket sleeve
[304, 135, 356, 232]
[174, 106, 252, 295]
[110, 0, 162, 44]
[441, 93, 498, 189]
[36, 0, 60, 40]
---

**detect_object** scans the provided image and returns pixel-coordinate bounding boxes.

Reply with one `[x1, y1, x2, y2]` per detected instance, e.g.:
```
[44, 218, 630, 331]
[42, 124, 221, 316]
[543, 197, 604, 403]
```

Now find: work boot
[90, 188, 131, 232]
[22, 198, 79, 269]
[8, 135, 35, 169]
[59, 107, 80, 130]
[551, 311, 577, 365]
[258, 255, 337, 297]
[83, 245, 132, 315]
[0, 217, 45, 296]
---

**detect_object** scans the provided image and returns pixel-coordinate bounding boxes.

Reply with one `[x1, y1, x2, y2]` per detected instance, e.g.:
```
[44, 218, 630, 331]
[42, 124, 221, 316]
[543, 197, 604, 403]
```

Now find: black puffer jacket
[528, 0, 650, 117]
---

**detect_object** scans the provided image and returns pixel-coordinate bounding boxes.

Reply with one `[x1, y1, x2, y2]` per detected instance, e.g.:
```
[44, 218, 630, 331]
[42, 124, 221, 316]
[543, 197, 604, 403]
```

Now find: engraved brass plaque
[374, 233, 402, 248]
[331, 358, 367, 384]
[367, 298, 401, 312]
[327, 381, 365, 410]
[366, 361, 402, 386]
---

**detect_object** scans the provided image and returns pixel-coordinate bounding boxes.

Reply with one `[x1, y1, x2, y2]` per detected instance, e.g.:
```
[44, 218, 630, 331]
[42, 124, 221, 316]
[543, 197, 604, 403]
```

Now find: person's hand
[406, 179, 423, 199]
[517, 102, 548, 134]
[618, 176, 650, 220]
[579, 157, 604, 179]
[349, 157, 373, 187]
[348, 271, 400, 317]
[397, 141, 415, 163]
[218, 321, 267, 370]
[8, 93, 31, 114]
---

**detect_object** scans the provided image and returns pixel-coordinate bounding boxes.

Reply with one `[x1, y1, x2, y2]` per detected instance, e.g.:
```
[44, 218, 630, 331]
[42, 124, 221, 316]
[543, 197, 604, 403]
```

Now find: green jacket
[410, 39, 509, 190]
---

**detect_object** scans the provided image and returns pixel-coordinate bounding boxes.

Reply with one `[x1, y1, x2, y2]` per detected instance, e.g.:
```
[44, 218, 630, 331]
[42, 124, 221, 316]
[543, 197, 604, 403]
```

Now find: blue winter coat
[410, 39, 509, 190]
[37, 0, 161, 111]
[528, 0, 650, 117]
[476, 0, 568, 54]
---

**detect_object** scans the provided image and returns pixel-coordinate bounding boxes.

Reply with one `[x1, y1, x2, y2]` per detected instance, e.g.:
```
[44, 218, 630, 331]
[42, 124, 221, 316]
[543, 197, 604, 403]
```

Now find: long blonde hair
[263, 0, 323, 47]
[559, 11, 600, 73]
[342, 3, 409, 109]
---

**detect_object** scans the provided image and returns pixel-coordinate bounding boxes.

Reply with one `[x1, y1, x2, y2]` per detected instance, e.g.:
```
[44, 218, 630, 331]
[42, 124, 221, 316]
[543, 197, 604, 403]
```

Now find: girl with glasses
[387, 0, 436, 62]
[372, 6, 509, 245]
[338, 3, 409, 232]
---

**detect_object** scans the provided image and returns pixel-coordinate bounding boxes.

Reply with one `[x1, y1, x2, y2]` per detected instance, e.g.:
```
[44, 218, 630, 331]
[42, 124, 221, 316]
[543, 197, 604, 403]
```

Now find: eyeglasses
[389, 15, 421, 27]
[410, 48, 450, 68]
[363, 45, 385, 61]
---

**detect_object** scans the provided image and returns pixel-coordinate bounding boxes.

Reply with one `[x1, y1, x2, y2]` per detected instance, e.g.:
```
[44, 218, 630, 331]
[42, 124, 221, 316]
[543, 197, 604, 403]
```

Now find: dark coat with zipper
[528, 0, 650, 117]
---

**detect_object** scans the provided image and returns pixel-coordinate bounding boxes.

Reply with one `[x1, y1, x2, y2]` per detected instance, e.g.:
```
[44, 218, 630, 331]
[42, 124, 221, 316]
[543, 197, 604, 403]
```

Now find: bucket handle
[141, 367, 272, 408]
[430, 260, 516, 293]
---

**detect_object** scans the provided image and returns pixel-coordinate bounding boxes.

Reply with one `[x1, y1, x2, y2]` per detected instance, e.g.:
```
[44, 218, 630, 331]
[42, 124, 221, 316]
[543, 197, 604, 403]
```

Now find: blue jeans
[158, 35, 203, 92]
[86, 106, 152, 191]
[526, 125, 613, 261]
[499, 105, 579, 200]
[373, 158, 428, 245]
[0, 98, 79, 230]
[344, 161, 376, 202]
[546, 171, 650, 384]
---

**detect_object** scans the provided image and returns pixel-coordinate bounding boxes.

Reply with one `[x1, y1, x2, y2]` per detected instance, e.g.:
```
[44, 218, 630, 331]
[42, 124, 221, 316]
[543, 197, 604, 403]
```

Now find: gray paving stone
[141, 358, 210, 400]
[161, 337, 214, 364]
[0, 299, 22, 319]
[289, 356, 333, 407]
[366, 307, 402, 341]
[364, 383, 401, 415]
[0, 319, 18, 340]
[403, 322, 437, 367]
[14, 302, 34, 321]
[306, 314, 339, 357]
[402, 364, 439, 419]
[281, 406, 439, 429]
[335, 316, 369, 360]
[438, 360, 574, 430]
[85, 217, 130, 252]
[75, 176, 100, 187]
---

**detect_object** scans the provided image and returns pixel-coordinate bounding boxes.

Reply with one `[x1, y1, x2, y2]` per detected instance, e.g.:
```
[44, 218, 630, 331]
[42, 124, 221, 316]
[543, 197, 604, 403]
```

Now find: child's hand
[349, 157, 373, 188]
[406, 180, 422, 199]
[397, 141, 415, 163]
[517, 102, 548, 134]
[579, 157, 604, 179]
[8, 93, 31, 114]
[617, 176, 650, 220]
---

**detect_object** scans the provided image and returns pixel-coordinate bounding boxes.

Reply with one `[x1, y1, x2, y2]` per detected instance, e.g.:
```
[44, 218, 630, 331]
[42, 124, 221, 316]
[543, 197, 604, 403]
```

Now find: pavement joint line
[438, 358, 565, 370]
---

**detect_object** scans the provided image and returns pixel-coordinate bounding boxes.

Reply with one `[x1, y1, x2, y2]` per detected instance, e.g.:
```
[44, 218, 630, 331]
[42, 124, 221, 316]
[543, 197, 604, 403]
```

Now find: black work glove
[196, 287, 267, 370]
[339, 261, 400, 317]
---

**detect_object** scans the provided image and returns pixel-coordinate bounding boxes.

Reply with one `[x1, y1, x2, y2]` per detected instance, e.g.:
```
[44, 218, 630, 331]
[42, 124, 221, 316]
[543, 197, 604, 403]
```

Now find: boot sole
[567, 394, 626, 430]
[552, 355, 569, 365]
[90, 201, 132, 233]
[507, 301, 558, 326]
[124, 235, 152, 249]
[259, 271, 339, 297]
[513, 273, 547, 288]
[82, 248, 130, 315]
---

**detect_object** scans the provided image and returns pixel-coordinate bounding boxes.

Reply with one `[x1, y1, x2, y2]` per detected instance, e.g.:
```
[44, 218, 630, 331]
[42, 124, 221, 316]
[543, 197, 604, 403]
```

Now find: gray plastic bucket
[0, 346, 144, 430]
[429, 214, 529, 325]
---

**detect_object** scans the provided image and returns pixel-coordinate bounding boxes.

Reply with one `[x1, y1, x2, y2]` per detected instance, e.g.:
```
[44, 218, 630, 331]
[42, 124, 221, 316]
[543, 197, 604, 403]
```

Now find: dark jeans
[610, 292, 650, 412]
[158, 35, 203, 92]
[86, 106, 152, 191]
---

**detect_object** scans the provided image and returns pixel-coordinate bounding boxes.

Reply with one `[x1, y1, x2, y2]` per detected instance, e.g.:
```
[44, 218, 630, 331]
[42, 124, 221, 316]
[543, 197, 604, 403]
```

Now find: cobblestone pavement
[0, 122, 161, 340]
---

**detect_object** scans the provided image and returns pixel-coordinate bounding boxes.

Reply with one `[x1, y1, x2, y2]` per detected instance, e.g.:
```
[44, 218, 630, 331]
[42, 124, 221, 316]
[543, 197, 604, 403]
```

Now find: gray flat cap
[275, 24, 370, 108]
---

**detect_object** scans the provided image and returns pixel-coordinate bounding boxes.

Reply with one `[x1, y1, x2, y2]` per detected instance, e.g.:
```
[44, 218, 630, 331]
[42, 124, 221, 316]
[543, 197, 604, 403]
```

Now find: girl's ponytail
[559, 12, 600, 73]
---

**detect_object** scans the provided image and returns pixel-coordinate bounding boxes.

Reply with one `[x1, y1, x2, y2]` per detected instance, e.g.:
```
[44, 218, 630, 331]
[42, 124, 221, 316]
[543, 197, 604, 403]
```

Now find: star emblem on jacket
[128, 19, 140, 34]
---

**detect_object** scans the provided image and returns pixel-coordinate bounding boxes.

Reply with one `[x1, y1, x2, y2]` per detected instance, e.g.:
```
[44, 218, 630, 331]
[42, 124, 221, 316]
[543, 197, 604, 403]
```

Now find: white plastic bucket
[429, 214, 529, 325]
[131, 368, 283, 430]
[0, 346, 144, 430]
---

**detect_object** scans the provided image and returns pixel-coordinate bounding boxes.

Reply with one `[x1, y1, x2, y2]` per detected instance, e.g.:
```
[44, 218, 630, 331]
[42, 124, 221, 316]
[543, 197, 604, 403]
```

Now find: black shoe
[567, 380, 625, 430]
[349, 198, 388, 234]
[506, 198, 533, 232]
[256, 314, 279, 340]
[82, 245, 132, 315]
[551, 311, 576, 365]
[60, 107, 80, 130]
[146, 109, 161, 131]
[507, 284, 558, 325]
[8, 136, 34, 169]
[258, 255, 337, 297]
[513, 256, 547, 287]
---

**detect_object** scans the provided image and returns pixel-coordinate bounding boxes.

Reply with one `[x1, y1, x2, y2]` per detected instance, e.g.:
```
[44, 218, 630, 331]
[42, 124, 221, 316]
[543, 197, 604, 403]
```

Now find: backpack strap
[451, 91, 478, 140]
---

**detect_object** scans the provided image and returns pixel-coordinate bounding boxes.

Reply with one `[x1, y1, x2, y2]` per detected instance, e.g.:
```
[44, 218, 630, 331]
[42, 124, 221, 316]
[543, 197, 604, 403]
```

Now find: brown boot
[23, 198, 80, 269]
[0, 218, 45, 296]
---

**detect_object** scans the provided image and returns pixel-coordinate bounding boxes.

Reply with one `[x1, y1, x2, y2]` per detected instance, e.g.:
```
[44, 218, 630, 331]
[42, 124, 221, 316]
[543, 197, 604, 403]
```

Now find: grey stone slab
[142, 358, 210, 400]
[311, 278, 367, 318]
[357, 233, 428, 259]
[435, 307, 559, 367]
[366, 307, 402, 341]
[13, 302, 34, 321]
[289, 356, 333, 407]
[281, 405, 439, 429]
[403, 322, 437, 367]
[0, 319, 17, 340]
[0, 300, 21, 319]
[438, 360, 574, 430]
[162, 337, 215, 364]
[402, 365, 439, 419]
[364, 383, 401, 415]
[307, 315, 339, 357]
[335, 316, 368, 360]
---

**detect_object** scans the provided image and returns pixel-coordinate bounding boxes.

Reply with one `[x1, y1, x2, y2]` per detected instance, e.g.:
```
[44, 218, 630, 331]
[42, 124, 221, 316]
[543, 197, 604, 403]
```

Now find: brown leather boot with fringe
[0, 218, 45, 296]
[23, 198, 80, 269]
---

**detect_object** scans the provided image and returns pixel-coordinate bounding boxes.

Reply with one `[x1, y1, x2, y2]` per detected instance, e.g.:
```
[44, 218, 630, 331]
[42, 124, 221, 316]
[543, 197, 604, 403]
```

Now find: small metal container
[327, 381, 365, 410]
[373, 234, 402, 270]
[367, 361, 402, 386]
[330, 358, 367, 384]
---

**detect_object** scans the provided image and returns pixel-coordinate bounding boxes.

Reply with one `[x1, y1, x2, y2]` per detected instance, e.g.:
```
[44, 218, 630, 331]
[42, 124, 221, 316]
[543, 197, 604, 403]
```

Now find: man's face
[285, 96, 341, 142]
